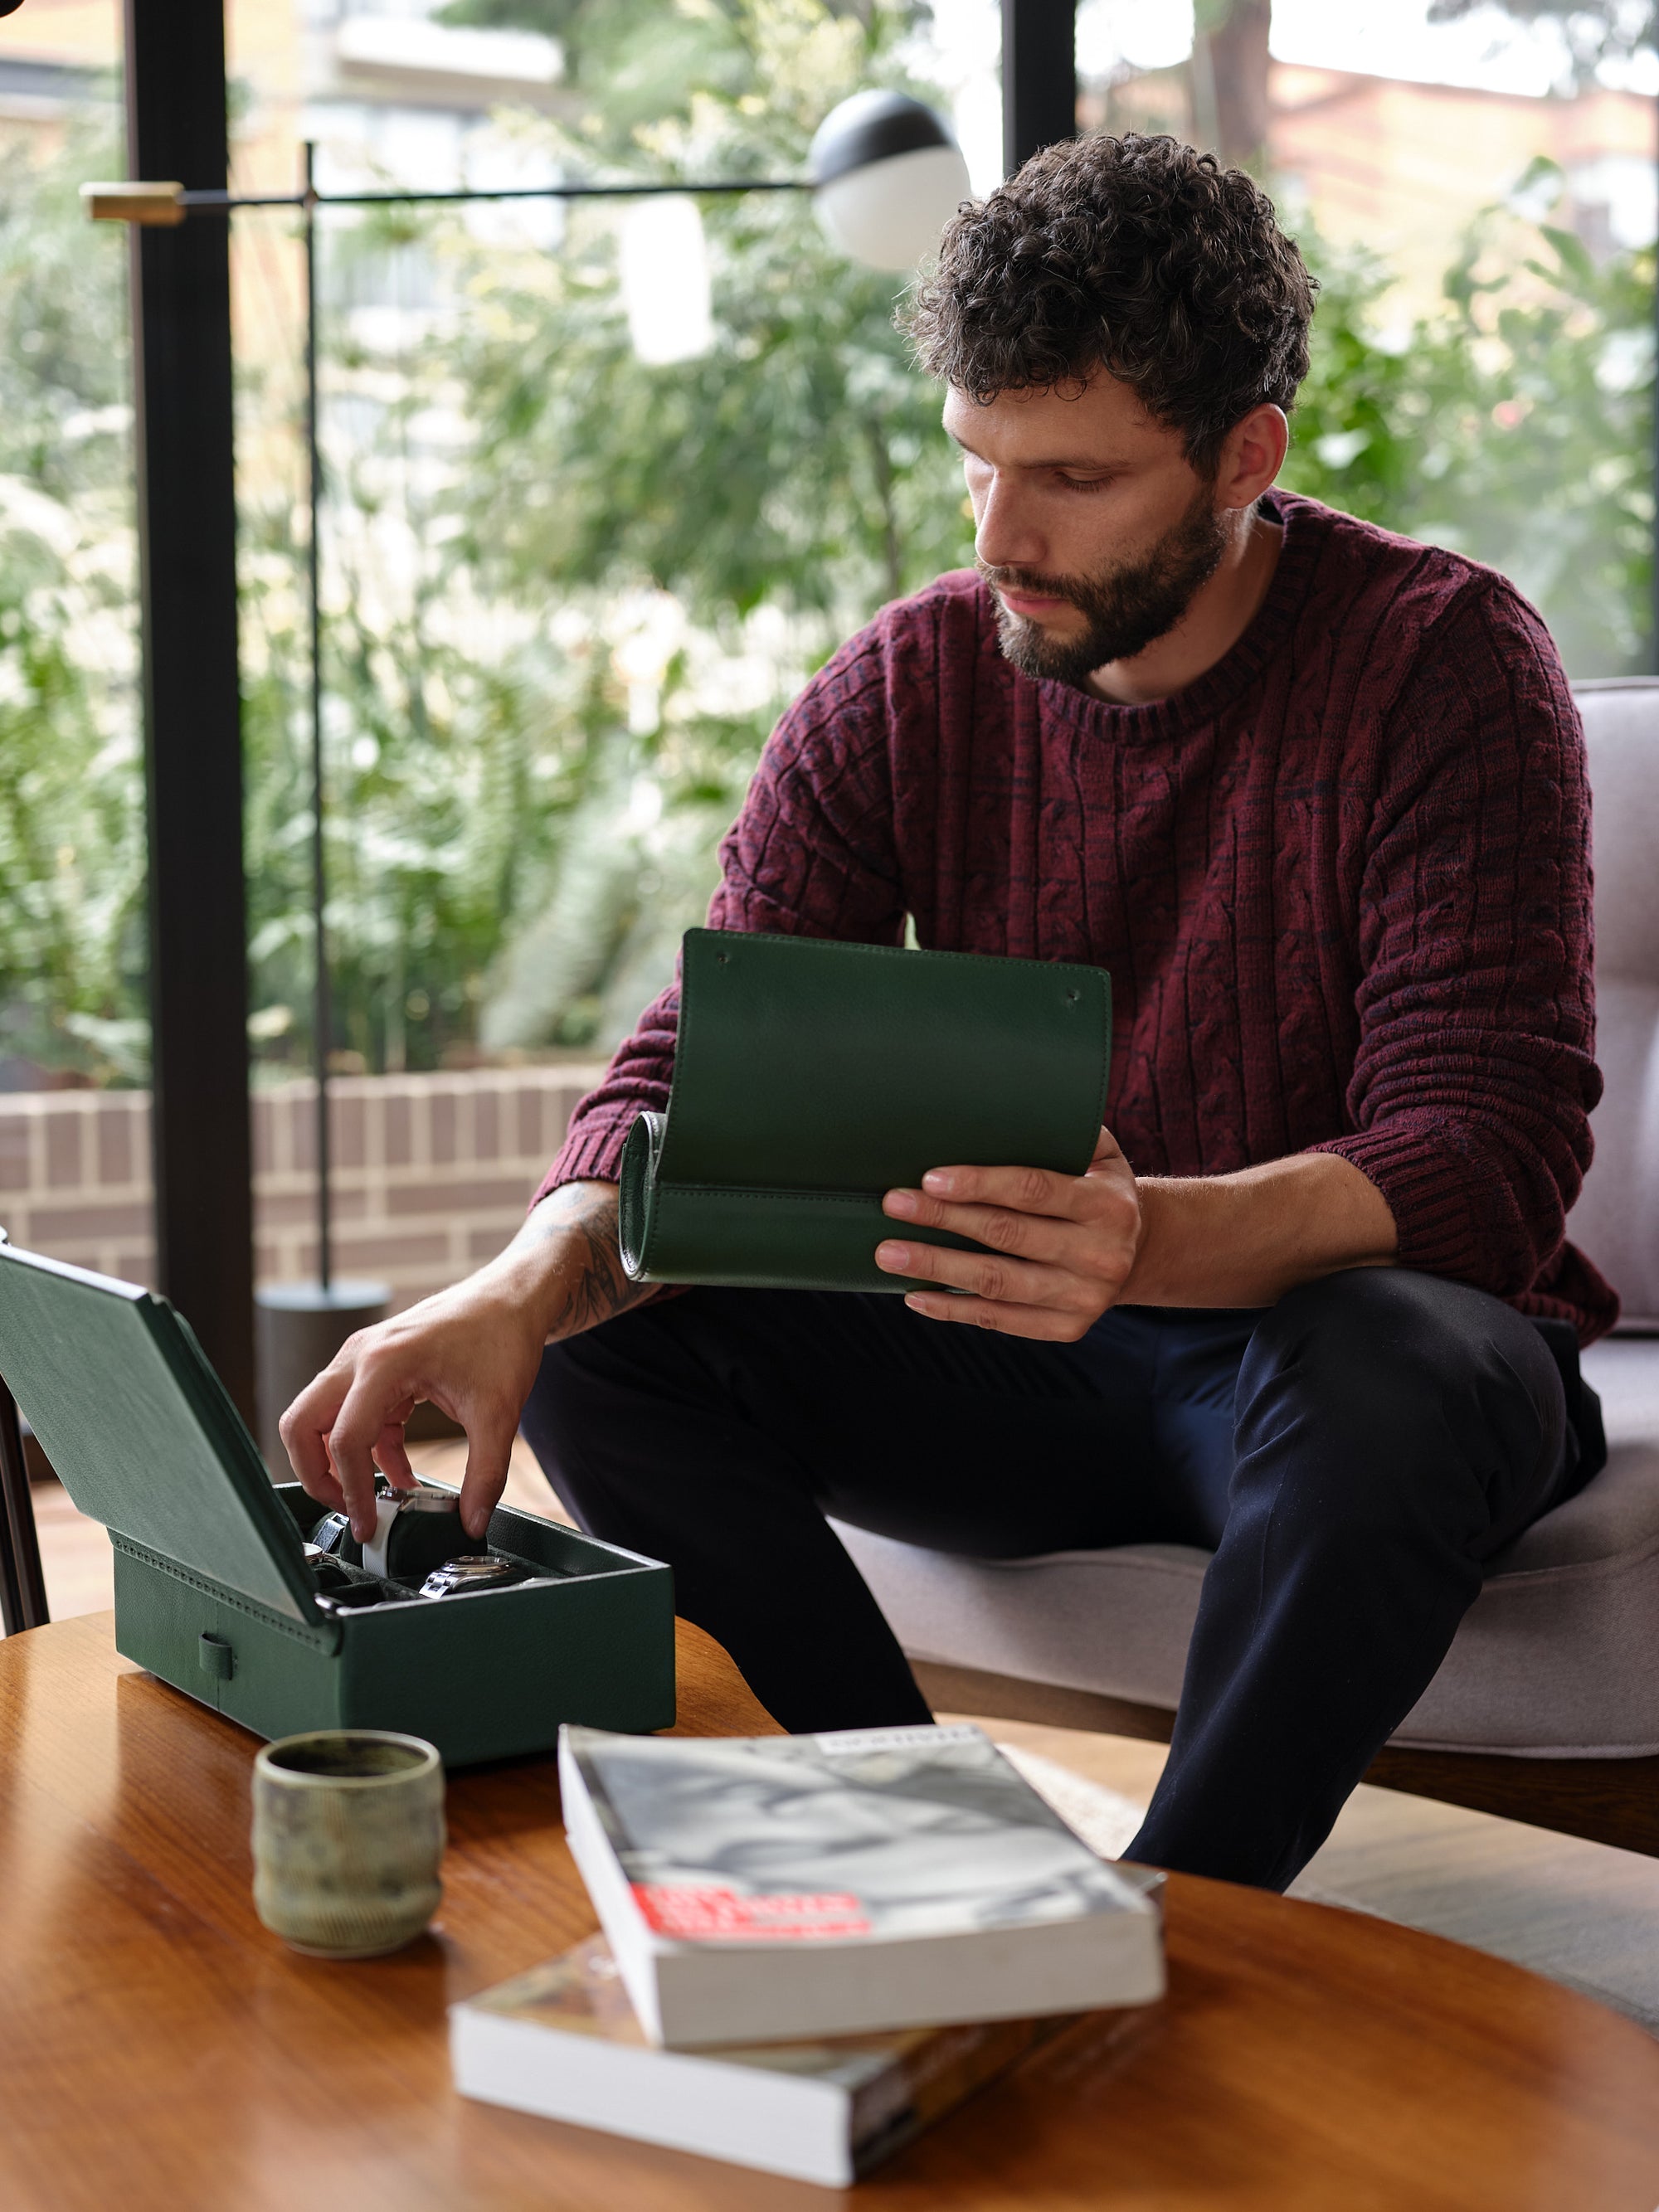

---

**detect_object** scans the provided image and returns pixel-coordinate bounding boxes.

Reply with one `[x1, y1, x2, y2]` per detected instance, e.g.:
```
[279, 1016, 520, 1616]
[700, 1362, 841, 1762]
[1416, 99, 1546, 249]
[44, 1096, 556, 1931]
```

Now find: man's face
[943, 372, 1227, 689]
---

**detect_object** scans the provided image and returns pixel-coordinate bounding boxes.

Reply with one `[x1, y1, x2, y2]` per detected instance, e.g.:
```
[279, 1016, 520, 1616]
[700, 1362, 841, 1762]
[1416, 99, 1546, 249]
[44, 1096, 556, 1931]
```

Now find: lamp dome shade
[809, 90, 971, 273]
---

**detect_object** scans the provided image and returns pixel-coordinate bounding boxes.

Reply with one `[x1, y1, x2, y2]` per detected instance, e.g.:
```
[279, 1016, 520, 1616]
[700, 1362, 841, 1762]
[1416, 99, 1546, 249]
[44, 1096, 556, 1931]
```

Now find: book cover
[452, 1933, 1083, 2185]
[566, 1720, 1149, 1944]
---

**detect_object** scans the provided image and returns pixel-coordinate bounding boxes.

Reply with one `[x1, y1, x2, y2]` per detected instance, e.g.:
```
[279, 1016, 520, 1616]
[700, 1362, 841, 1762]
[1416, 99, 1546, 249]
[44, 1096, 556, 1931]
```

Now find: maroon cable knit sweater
[541, 491, 1617, 1343]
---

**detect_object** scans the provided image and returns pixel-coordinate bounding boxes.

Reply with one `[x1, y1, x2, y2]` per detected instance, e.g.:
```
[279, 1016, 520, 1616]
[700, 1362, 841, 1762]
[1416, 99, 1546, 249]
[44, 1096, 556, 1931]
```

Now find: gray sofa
[834, 678, 1659, 1762]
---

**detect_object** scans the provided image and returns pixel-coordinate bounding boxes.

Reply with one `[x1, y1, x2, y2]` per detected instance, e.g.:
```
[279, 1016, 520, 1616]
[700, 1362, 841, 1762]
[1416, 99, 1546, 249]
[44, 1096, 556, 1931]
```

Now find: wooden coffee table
[2, 1614, 1657, 2211]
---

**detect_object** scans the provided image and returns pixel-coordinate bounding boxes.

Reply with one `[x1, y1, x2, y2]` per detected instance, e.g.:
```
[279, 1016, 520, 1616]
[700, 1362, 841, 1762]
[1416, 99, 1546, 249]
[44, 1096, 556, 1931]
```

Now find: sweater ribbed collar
[1015, 489, 1323, 744]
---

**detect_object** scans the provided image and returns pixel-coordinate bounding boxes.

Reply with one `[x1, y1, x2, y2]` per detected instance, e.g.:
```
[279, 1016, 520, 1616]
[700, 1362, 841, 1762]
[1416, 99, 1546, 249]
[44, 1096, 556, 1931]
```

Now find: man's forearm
[1120, 1152, 1398, 1309]
[484, 1180, 652, 1344]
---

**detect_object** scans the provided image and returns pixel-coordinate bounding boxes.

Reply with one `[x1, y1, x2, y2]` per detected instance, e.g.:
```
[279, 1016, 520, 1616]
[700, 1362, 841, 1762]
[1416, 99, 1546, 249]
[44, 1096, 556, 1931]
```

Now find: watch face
[419, 1556, 530, 1599]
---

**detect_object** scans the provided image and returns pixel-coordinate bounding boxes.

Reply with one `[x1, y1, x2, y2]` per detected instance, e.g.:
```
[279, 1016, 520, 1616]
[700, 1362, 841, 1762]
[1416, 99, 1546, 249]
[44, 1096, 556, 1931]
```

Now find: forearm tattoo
[538, 1183, 654, 1340]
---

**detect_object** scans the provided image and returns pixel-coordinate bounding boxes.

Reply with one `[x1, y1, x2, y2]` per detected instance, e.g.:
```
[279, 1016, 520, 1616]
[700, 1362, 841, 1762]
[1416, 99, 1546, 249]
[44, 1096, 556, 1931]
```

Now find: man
[282, 134, 1613, 1892]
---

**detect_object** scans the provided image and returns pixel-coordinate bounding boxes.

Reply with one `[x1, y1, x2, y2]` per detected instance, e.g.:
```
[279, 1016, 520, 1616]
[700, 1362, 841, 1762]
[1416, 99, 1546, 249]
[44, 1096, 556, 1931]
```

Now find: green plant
[1, 70, 1654, 1084]
[357, 0, 974, 1053]
[0, 119, 144, 1082]
[447, 9, 969, 626]
[238, 426, 596, 1076]
[1287, 165, 1653, 674]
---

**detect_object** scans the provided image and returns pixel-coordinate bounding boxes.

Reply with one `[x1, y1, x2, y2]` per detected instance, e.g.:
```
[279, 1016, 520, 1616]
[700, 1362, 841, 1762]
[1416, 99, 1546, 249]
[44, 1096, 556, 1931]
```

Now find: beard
[981, 483, 1228, 690]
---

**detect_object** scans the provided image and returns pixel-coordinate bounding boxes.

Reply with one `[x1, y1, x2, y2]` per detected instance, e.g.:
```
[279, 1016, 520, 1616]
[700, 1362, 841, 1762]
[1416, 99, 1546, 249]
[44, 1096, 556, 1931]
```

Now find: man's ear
[1216, 404, 1289, 512]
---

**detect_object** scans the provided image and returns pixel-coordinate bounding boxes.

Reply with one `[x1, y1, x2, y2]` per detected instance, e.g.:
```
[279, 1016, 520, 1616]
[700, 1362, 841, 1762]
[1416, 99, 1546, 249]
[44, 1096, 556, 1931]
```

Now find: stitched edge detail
[112, 1534, 338, 1651]
[693, 925, 1108, 984]
[888, 1537, 1659, 1587]
[1478, 1529, 1659, 1583]
[1387, 1732, 1659, 1757]
[660, 1183, 947, 1206]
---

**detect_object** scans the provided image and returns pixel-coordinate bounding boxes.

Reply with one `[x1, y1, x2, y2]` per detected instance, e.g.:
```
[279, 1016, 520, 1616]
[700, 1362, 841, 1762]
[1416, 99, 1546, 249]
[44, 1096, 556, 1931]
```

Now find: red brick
[114, 1248, 157, 1286]
[430, 1092, 456, 1164]
[0, 1119, 31, 1191]
[287, 1092, 314, 1173]
[291, 1095, 317, 1174]
[515, 1087, 542, 1158]
[46, 1111, 84, 1189]
[334, 1093, 366, 1169]
[385, 1093, 412, 1165]
[473, 1090, 499, 1162]
[97, 1105, 135, 1186]
[252, 1096, 275, 1175]
[387, 1175, 532, 1217]
[259, 1185, 367, 1229]
[255, 1190, 309, 1228]
[469, 1226, 510, 1262]
[333, 1232, 452, 1271]
[30, 1201, 152, 1242]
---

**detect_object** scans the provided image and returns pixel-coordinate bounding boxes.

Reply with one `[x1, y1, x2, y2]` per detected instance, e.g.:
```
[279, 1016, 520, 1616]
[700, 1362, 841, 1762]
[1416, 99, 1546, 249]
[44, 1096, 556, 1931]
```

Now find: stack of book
[450, 1721, 1165, 2186]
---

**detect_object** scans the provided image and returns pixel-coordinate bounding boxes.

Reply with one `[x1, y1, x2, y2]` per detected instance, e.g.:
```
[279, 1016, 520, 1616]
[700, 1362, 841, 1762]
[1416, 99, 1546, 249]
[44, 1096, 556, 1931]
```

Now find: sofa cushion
[1564, 681, 1659, 1324]
[834, 683, 1659, 1760]
[830, 1335, 1659, 1758]
[829, 1522, 1211, 1716]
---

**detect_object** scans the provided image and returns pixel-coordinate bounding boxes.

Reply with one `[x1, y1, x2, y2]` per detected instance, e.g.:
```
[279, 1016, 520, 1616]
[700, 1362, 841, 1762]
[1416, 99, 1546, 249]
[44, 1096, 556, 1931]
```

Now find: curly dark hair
[902, 134, 1316, 472]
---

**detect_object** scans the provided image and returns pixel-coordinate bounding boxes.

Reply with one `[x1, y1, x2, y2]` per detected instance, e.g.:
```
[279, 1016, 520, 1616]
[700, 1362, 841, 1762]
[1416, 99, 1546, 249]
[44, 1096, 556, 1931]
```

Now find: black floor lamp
[83, 90, 974, 1464]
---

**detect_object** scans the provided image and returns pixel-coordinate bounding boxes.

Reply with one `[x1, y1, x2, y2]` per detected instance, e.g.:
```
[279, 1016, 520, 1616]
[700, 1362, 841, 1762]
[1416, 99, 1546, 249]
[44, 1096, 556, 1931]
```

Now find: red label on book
[630, 1884, 871, 1941]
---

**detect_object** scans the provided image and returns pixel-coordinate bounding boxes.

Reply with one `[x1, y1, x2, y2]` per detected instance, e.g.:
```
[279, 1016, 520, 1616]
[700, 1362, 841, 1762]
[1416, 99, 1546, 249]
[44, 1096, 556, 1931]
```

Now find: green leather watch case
[619, 929, 1112, 1293]
[0, 1243, 675, 1761]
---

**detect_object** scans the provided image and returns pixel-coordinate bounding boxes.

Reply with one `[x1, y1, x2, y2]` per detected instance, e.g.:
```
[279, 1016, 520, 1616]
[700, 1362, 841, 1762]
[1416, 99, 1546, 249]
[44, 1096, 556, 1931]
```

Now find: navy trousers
[519, 1269, 1601, 1890]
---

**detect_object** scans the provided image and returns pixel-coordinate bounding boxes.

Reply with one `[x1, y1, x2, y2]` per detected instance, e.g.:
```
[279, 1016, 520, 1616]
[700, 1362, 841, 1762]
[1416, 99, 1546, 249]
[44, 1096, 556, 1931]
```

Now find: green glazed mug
[251, 1729, 445, 1959]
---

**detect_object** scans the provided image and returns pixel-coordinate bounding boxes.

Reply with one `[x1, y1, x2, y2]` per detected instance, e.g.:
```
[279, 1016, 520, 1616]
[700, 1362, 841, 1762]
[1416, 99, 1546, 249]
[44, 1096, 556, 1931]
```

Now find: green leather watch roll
[618, 929, 1112, 1293]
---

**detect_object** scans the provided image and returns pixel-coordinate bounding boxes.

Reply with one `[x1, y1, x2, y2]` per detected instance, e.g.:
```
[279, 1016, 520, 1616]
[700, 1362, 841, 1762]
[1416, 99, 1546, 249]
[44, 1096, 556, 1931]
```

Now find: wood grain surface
[2, 1614, 1658, 2212]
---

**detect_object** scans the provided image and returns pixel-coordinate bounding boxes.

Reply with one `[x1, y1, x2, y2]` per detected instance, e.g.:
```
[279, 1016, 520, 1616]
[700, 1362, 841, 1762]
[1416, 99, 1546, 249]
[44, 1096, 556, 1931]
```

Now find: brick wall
[0, 1066, 602, 1310]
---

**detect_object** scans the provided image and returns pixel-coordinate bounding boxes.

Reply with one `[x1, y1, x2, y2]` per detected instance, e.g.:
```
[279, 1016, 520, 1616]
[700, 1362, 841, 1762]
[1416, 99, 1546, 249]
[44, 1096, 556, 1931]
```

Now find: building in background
[0, 2, 571, 359]
[0, 2, 568, 167]
[1087, 54, 1655, 316]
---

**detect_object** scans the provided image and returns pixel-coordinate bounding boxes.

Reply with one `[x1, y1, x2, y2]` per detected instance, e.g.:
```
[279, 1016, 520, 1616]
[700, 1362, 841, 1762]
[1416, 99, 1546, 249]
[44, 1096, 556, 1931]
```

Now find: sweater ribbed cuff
[1305, 1129, 1481, 1281]
[532, 1109, 638, 1208]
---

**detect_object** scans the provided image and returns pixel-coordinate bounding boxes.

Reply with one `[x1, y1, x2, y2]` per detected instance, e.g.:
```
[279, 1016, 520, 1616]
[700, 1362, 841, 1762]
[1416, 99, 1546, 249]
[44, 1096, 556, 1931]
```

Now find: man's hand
[278, 1180, 645, 1544]
[875, 1127, 1142, 1340]
[877, 1140, 1399, 1333]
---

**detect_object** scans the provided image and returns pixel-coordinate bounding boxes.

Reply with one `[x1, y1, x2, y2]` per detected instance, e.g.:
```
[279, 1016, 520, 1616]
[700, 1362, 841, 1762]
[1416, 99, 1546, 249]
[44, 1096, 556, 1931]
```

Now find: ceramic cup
[251, 1729, 445, 1959]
